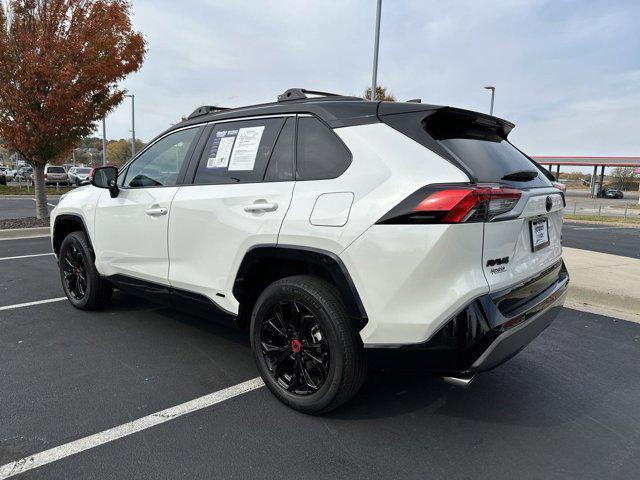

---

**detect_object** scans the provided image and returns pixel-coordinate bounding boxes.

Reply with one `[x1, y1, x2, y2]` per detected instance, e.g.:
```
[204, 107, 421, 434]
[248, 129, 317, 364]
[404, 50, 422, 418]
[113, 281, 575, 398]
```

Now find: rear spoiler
[377, 103, 515, 138]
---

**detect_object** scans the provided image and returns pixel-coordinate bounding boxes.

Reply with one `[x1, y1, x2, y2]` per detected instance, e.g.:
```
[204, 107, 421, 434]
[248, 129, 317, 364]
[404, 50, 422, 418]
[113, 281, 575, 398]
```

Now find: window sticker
[228, 126, 265, 171]
[206, 130, 238, 168]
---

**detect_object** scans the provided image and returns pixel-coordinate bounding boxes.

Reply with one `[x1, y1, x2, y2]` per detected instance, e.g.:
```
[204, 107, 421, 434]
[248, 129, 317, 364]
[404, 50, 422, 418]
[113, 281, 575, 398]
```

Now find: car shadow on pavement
[108, 291, 251, 348]
[327, 349, 597, 428]
[107, 293, 606, 428]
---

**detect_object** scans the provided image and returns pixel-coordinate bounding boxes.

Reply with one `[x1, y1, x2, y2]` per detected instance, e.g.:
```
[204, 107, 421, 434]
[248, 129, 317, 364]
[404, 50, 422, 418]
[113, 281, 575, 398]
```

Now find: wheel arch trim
[52, 214, 94, 258]
[233, 244, 368, 324]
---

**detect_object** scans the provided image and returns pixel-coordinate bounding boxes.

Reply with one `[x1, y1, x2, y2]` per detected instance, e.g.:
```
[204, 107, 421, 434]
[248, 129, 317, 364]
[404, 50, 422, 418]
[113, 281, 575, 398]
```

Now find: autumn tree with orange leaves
[0, 0, 146, 218]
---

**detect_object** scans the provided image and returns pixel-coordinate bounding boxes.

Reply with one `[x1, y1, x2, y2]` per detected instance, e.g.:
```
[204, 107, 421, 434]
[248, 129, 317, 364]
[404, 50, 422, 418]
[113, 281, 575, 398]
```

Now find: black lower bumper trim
[366, 262, 569, 375]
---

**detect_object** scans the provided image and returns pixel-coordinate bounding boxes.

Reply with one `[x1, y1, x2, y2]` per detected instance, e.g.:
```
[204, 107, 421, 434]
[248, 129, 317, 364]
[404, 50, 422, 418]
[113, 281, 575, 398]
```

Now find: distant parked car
[68, 167, 92, 186]
[15, 166, 33, 181]
[30, 165, 69, 186]
[603, 188, 624, 199]
[1, 167, 17, 180]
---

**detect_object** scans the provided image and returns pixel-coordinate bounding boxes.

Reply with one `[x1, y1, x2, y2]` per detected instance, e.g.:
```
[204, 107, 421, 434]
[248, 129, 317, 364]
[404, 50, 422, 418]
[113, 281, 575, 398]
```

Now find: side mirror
[91, 166, 120, 198]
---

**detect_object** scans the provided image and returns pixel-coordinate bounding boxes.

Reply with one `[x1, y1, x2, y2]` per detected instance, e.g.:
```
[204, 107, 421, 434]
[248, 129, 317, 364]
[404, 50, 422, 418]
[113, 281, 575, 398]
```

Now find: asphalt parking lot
[1, 236, 639, 479]
[563, 222, 640, 259]
[0, 198, 58, 221]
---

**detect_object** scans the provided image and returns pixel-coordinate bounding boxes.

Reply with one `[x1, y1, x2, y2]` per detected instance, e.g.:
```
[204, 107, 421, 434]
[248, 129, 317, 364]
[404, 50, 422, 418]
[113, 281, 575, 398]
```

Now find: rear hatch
[379, 104, 564, 293]
[46, 166, 67, 181]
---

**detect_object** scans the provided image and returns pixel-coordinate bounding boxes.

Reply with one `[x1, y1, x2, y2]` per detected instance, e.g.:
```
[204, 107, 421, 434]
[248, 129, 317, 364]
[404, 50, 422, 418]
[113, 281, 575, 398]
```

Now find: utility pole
[102, 118, 107, 166]
[370, 0, 382, 101]
[484, 86, 495, 115]
[126, 94, 136, 158]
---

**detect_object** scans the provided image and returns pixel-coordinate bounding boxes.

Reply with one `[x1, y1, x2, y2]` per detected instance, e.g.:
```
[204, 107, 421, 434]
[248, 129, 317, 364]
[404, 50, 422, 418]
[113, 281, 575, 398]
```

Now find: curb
[567, 284, 640, 319]
[0, 227, 50, 240]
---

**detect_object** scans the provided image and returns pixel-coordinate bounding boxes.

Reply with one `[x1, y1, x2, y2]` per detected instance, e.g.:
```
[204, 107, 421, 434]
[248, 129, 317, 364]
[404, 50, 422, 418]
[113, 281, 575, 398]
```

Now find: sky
[102, 0, 640, 171]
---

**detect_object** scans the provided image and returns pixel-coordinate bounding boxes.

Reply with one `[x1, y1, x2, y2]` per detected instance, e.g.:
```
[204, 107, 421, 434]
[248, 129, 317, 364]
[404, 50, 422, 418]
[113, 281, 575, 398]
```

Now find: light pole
[484, 86, 495, 115]
[101, 118, 107, 166]
[125, 94, 136, 158]
[370, 0, 382, 101]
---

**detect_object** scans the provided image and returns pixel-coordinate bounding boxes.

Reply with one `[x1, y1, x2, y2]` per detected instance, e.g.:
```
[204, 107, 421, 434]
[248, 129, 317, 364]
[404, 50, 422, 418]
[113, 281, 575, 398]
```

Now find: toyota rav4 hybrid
[51, 89, 569, 413]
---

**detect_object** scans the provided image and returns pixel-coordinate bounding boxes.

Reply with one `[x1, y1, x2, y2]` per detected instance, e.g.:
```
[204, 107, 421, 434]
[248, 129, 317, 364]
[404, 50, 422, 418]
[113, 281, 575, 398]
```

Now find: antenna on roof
[187, 105, 231, 120]
[277, 88, 342, 102]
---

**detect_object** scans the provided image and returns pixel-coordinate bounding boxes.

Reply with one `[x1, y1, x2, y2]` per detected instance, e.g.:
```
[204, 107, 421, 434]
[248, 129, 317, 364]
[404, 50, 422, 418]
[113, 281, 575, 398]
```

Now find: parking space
[2, 238, 640, 479]
[0, 198, 58, 221]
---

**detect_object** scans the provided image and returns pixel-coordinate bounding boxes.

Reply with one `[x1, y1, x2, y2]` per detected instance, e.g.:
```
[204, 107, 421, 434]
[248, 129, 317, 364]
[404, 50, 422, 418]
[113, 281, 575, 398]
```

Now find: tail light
[552, 181, 566, 192]
[88, 168, 95, 180]
[44, 173, 48, 180]
[377, 185, 522, 224]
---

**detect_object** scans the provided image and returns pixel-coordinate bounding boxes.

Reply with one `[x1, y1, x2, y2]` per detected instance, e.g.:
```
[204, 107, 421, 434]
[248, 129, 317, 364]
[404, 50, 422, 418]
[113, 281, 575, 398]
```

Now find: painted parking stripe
[0, 377, 265, 479]
[0, 252, 54, 261]
[0, 235, 50, 241]
[28, 198, 57, 208]
[0, 297, 67, 311]
[569, 226, 632, 231]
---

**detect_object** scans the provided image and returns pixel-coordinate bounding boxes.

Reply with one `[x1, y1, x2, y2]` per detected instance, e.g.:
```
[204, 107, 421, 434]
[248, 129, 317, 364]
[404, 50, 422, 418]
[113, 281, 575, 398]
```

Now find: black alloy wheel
[250, 275, 366, 414]
[260, 300, 330, 395]
[62, 243, 88, 300]
[59, 231, 113, 310]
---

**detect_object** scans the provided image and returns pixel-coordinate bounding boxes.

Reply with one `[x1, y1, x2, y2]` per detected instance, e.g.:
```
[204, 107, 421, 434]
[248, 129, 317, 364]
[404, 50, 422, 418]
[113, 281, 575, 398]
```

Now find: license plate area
[530, 218, 550, 252]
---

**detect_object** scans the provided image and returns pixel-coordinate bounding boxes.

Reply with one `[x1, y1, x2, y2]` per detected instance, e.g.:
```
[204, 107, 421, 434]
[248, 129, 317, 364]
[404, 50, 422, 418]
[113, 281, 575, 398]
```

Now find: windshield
[77, 168, 92, 174]
[47, 167, 66, 173]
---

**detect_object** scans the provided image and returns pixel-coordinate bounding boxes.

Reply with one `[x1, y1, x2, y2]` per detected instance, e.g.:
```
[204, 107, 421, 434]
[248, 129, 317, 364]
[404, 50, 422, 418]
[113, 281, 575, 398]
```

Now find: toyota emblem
[545, 196, 553, 212]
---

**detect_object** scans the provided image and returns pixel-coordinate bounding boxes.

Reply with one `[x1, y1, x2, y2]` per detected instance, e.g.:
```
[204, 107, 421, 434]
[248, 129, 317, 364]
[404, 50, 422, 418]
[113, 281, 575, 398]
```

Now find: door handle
[145, 207, 168, 216]
[243, 201, 278, 213]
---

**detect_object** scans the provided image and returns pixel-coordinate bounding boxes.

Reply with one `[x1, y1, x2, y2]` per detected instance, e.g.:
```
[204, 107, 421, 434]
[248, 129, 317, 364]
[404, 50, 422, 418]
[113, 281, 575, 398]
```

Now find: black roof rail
[277, 88, 345, 102]
[188, 105, 232, 120]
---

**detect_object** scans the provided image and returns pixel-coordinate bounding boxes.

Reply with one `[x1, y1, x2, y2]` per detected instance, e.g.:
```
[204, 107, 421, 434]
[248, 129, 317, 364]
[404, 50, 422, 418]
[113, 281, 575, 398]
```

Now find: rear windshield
[439, 138, 551, 187]
[77, 168, 91, 174]
[382, 108, 553, 188]
[47, 166, 66, 173]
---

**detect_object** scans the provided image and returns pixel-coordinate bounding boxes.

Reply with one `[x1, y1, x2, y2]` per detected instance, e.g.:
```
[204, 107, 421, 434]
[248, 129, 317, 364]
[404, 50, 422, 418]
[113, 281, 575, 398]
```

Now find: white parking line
[28, 198, 57, 208]
[0, 252, 54, 261]
[0, 297, 67, 311]
[565, 225, 633, 231]
[0, 235, 50, 241]
[0, 377, 265, 479]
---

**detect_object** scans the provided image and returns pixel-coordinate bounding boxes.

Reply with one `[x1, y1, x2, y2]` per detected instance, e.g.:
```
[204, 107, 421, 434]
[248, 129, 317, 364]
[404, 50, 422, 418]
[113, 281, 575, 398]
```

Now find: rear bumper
[366, 261, 569, 375]
[470, 264, 567, 372]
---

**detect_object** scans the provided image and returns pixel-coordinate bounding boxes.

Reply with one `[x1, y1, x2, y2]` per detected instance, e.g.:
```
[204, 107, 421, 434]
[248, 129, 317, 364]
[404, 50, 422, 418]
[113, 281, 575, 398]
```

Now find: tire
[59, 231, 113, 310]
[250, 275, 366, 414]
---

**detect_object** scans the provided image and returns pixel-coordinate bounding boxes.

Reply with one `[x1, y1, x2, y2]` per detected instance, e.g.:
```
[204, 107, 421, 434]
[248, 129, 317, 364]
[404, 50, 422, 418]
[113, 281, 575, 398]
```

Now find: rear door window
[193, 118, 284, 185]
[47, 166, 66, 173]
[264, 117, 295, 182]
[296, 117, 352, 181]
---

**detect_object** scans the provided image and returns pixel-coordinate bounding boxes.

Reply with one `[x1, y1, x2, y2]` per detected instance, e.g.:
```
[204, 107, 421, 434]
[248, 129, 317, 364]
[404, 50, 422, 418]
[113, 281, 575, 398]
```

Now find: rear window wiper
[501, 170, 539, 181]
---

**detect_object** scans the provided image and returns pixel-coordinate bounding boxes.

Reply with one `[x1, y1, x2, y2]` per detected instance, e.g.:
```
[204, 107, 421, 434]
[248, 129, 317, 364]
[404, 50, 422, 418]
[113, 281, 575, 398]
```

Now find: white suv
[51, 89, 568, 413]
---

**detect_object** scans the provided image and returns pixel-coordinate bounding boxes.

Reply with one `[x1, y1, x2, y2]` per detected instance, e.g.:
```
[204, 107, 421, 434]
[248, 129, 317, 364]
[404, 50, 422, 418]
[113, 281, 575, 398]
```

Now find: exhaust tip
[443, 375, 476, 388]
